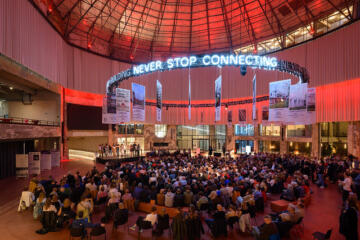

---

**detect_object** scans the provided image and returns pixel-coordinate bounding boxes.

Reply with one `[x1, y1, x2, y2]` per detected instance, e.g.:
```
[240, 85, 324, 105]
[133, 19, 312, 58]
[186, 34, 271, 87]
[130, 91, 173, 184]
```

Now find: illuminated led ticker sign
[106, 53, 309, 94]
[132, 54, 278, 75]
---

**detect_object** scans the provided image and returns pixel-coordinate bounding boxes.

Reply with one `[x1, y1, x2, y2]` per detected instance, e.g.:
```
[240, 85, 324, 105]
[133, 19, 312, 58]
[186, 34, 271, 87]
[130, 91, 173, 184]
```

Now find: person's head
[263, 215, 272, 224]
[38, 192, 45, 201]
[160, 207, 166, 216]
[44, 198, 52, 208]
[23, 186, 29, 192]
[151, 206, 157, 214]
[216, 204, 223, 211]
[63, 198, 71, 208]
[52, 194, 58, 202]
[118, 202, 125, 209]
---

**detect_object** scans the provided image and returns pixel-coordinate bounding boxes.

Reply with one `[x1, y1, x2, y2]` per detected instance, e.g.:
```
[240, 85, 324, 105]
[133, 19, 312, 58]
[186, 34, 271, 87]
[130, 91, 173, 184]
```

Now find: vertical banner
[188, 69, 191, 120]
[215, 75, 222, 121]
[102, 94, 117, 124]
[252, 74, 257, 121]
[28, 152, 41, 175]
[132, 83, 146, 122]
[116, 88, 131, 123]
[306, 88, 316, 123]
[306, 88, 316, 112]
[16, 154, 28, 178]
[51, 151, 60, 167]
[41, 152, 52, 170]
[288, 83, 308, 123]
[239, 109, 246, 122]
[269, 79, 291, 121]
[156, 80, 162, 122]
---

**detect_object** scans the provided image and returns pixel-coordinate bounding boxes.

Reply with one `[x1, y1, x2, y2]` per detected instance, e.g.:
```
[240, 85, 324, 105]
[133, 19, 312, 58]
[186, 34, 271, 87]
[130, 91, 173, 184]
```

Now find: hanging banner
[288, 83, 308, 123]
[306, 87, 316, 123]
[28, 152, 40, 175]
[116, 88, 131, 123]
[41, 152, 52, 170]
[156, 80, 162, 122]
[102, 94, 117, 124]
[132, 83, 145, 122]
[16, 154, 28, 178]
[51, 151, 60, 167]
[306, 88, 316, 112]
[252, 74, 257, 121]
[215, 75, 222, 121]
[188, 70, 191, 120]
[269, 79, 291, 122]
[239, 109, 246, 122]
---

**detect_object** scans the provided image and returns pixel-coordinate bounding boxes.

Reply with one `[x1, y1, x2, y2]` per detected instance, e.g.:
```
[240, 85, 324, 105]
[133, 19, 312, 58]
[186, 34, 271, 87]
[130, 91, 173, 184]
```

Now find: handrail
[0, 117, 60, 127]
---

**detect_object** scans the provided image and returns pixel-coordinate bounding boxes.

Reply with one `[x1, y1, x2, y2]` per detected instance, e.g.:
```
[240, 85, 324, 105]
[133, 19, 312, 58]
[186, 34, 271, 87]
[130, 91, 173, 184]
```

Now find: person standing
[209, 145, 213, 156]
[340, 197, 358, 240]
[340, 172, 353, 204]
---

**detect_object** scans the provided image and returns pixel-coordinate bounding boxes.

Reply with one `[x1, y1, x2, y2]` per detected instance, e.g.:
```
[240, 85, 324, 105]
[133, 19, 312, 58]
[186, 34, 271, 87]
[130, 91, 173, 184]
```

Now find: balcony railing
[0, 117, 60, 126]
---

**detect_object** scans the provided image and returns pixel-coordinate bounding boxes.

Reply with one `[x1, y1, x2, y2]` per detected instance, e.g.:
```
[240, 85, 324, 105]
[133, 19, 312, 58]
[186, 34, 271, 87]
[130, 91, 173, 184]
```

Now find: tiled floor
[0, 159, 357, 240]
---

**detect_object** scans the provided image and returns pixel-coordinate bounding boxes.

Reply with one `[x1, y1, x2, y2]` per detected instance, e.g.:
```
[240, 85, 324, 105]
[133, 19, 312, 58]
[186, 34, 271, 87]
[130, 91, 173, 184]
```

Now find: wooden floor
[0, 159, 357, 240]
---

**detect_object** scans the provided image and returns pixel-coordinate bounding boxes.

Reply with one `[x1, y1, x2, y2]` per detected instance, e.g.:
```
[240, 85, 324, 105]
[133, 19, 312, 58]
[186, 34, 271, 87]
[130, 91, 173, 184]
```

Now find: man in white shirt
[130, 206, 157, 232]
[341, 172, 352, 204]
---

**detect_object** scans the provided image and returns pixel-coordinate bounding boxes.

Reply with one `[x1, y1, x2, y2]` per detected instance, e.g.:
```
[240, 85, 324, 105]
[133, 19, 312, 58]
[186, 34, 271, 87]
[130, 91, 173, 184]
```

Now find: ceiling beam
[205, 0, 212, 49]
[101, 0, 122, 30]
[256, 0, 282, 46]
[325, 0, 353, 20]
[62, 0, 81, 20]
[65, 0, 99, 38]
[108, 0, 132, 43]
[236, 0, 255, 47]
[128, 0, 152, 52]
[169, 0, 181, 53]
[112, 0, 140, 46]
[240, 0, 257, 46]
[189, 0, 194, 52]
[149, 0, 167, 57]
[87, 0, 111, 36]
[219, 0, 234, 51]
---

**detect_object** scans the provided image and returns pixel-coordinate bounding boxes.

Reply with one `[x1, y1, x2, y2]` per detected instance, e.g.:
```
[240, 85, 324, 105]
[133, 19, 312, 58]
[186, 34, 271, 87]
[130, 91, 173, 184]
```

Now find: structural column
[280, 125, 287, 154]
[347, 121, 360, 159]
[311, 123, 320, 158]
[254, 123, 259, 153]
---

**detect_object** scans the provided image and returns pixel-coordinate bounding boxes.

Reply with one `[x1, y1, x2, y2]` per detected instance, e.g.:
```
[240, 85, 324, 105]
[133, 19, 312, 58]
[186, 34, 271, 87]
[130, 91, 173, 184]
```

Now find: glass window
[155, 124, 167, 138]
[288, 142, 311, 155]
[259, 124, 281, 136]
[235, 140, 254, 154]
[127, 124, 135, 134]
[215, 125, 226, 136]
[135, 124, 144, 135]
[287, 125, 312, 138]
[118, 124, 126, 134]
[235, 124, 254, 136]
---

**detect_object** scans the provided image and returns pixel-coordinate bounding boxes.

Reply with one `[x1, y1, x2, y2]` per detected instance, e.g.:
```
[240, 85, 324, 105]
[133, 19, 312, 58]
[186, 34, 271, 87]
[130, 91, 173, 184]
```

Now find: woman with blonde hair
[57, 198, 74, 227]
[33, 192, 46, 220]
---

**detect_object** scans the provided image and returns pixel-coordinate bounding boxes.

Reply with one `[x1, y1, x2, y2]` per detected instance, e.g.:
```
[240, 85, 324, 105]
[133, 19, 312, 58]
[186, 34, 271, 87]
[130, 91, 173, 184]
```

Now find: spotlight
[309, 27, 315, 35]
[130, 55, 134, 61]
[225, 104, 228, 110]
[9, 86, 13, 90]
[87, 42, 92, 49]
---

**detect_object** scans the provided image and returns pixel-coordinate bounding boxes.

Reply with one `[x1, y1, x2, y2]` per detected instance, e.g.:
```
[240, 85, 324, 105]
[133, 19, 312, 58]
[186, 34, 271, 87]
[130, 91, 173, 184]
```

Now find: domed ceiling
[31, 0, 353, 63]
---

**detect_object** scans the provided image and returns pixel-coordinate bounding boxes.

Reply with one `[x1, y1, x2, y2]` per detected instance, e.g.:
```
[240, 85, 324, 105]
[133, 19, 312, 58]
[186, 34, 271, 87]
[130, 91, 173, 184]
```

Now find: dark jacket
[186, 215, 204, 240]
[171, 213, 187, 240]
[340, 207, 358, 240]
[259, 222, 278, 240]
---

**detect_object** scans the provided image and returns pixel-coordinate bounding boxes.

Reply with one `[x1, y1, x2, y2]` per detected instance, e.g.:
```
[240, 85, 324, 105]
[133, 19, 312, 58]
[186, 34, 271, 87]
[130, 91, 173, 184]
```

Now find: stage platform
[96, 155, 145, 166]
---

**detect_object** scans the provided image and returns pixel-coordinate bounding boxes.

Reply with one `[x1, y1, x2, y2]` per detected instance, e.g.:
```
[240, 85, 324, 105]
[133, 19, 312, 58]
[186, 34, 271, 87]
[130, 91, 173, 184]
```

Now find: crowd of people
[98, 143, 142, 158]
[17, 151, 359, 239]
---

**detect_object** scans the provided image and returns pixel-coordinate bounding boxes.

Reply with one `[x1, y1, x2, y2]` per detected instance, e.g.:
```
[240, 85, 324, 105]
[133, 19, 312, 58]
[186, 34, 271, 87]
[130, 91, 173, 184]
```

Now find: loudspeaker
[240, 65, 247, 76]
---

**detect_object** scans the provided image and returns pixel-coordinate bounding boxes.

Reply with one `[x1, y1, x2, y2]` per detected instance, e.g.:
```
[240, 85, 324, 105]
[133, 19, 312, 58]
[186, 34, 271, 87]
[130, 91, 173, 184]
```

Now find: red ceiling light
[309, 27, 315, 35]
[48, 6, 53, 13]
[253, 47, 258, 54]
[87, 42, 92, 49]
[130, 54, 134, 60]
